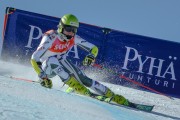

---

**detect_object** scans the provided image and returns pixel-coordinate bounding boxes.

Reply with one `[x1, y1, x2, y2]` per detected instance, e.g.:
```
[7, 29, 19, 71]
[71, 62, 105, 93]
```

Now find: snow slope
[0, 60, 180, 120]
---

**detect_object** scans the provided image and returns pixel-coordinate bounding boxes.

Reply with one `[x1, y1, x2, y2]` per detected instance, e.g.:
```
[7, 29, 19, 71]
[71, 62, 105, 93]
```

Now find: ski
[90, 93, 113, 103]
[127, 101, 154, 112]
[93, 97, 154, 112]
[90, 93, 154, 112]
[65, 87, 154, 112]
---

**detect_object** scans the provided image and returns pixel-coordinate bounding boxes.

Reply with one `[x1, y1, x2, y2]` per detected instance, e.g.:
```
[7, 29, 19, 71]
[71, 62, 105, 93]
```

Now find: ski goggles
[63, 25, 77, 33]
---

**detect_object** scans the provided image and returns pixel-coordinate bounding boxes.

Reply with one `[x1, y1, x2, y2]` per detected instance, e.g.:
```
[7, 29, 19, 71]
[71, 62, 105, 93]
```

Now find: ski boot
[104, 88, 129, 105]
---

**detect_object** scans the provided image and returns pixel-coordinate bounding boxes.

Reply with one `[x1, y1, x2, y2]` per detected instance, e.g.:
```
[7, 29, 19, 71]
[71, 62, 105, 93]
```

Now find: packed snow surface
[0, 61, 179, 120]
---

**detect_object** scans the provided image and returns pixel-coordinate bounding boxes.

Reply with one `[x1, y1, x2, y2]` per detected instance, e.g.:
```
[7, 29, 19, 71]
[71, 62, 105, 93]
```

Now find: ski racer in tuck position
[31, 14, 129, 106]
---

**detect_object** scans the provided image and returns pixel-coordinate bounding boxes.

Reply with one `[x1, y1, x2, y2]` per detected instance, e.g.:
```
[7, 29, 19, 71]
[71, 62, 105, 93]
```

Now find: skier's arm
[75, 35, 98, 57]
[31, 59, 42, 75]
[75, 35, 98, 66]
[31, 35, 51, 75]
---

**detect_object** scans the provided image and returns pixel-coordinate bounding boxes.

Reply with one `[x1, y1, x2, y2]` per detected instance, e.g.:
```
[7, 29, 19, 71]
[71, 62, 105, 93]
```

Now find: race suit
[31, 30, 108, 95]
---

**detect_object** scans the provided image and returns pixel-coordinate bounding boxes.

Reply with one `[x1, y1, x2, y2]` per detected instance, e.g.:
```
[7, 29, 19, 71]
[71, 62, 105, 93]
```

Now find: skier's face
[62, 26, 77, 40]
[63, 25, 77, 35]
[64, 25, 77, 33]
[63, 29, 75, 37]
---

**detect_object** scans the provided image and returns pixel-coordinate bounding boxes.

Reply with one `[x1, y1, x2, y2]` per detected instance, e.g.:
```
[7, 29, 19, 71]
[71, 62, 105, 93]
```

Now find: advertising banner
[2, 7, 180, 98]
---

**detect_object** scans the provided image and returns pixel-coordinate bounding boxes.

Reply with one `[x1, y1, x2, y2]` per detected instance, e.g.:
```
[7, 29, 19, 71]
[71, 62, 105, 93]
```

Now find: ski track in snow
[0, 60, 180, 120]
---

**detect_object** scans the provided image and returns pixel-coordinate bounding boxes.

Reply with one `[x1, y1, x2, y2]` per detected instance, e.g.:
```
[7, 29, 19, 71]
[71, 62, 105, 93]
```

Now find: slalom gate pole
[93, 63, 173, 100]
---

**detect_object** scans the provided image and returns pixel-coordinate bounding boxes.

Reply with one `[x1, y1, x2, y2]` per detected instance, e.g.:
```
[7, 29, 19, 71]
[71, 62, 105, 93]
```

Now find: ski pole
[1, 75, 39, 83]
[93, 63, 174, 100]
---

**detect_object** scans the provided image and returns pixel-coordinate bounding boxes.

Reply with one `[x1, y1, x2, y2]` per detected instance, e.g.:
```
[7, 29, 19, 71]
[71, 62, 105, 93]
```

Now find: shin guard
[65, 76, 91, 96]
[105, 88, 128, 105]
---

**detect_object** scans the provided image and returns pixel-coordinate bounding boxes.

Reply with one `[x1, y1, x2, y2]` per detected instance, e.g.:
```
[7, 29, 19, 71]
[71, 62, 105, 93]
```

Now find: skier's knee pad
[65, 76, 91, 96]
[42, 57, 60, 76]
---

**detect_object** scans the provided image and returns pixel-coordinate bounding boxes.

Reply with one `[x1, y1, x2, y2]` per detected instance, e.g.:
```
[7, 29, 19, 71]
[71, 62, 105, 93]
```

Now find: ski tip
[134, 103, 154, 112]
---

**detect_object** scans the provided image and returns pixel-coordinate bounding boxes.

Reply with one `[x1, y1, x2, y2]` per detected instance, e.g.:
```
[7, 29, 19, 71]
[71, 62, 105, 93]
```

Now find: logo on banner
[122, 46, 177, 89]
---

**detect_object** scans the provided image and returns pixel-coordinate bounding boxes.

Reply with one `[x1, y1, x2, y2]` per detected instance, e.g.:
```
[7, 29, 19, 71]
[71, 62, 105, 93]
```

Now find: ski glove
[38, 71, 53, 88]
[40, 78, 53, 88]
[83, 54, 95, 66]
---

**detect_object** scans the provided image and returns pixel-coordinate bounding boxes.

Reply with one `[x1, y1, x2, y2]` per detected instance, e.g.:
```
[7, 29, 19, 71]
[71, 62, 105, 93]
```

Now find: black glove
[38, 71, 52, 88]
[40, 78, 53, 88]
[83, 54, 95, 66]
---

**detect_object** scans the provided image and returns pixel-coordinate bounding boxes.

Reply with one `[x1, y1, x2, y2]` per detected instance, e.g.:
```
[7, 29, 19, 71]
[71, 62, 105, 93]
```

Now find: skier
[31, 14, 129, 106]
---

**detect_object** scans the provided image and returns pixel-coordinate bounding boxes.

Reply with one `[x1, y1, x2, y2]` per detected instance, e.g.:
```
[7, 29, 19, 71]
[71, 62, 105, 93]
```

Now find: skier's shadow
[109, 103, 180, 120]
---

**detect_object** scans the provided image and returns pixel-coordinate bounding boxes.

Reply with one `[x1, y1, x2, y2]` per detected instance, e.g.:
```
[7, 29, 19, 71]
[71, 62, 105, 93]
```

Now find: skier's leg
[40, 57, 58, 88]
[64, 75, 91, 96]
[91, 80, 128, 105]
[58, 59, 128, 105]
[60, 59, 108, 95]
[60, 58, 92, 86]
[60, 59, 108, 94]
[42, 57, 91, 95]
[60, 58, 108, 94]
[59, 58, 129, 105]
